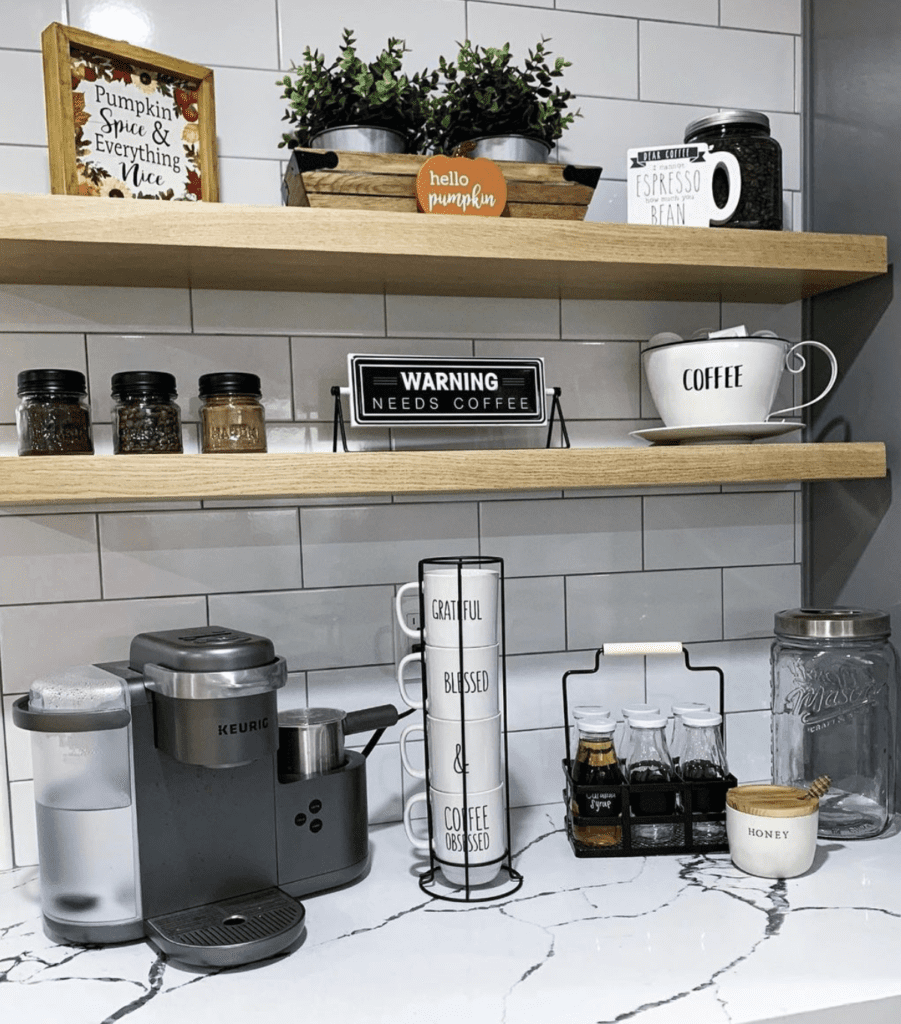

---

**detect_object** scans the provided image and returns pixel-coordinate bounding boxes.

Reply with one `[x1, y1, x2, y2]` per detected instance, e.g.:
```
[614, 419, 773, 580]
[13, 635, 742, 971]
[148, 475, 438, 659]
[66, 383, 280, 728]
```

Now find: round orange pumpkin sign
[416, 155, 507, 217]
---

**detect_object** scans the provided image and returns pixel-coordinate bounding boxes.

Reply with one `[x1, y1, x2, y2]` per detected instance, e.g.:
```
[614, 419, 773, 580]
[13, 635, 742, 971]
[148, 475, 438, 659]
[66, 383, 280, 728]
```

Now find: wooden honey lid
[726, 784, 819, 818]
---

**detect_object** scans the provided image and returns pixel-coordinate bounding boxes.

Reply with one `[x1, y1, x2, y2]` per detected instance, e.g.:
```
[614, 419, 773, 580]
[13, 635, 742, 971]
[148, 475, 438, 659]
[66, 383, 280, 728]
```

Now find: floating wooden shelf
[0, 444, 886, 506]
[0, 193, 887, 302]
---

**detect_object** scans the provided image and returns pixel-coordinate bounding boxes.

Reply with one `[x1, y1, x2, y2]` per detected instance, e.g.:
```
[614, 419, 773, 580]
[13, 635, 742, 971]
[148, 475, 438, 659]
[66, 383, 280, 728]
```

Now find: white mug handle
[403, 792, 429, 850]
[397, 651, 424, 710]
[399, 722, 425, 779]
[767, 340, 839, 420]
[395, 581, 421, 639]
[708, 151, 742, 226]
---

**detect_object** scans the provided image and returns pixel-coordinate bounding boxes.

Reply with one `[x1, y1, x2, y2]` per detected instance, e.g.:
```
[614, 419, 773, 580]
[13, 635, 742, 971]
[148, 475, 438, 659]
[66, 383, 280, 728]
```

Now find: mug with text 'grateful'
[397, 643, 499, 720]
[403, 783, 506, 886]
[400, 713, 502, 794]
[395, 566, 499, 648]
[642, 335, 838, 427]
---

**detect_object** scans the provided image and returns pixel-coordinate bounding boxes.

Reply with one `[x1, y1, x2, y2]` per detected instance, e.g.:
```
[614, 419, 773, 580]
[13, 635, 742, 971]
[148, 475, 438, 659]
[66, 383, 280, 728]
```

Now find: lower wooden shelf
[0, 443, 886, 506]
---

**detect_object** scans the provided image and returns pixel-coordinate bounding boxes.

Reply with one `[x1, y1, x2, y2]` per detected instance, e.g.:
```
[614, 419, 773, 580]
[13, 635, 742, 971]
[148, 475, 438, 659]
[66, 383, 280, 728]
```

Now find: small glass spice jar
[16, 368, 94, 456]
[198, 372, 267, 453]
[684, 109, 783, 230]
[111, 371, 183, 454]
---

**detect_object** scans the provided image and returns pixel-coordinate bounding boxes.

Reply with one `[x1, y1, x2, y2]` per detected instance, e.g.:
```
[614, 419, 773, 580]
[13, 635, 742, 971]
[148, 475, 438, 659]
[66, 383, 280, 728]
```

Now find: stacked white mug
[396, 563, 506, 887]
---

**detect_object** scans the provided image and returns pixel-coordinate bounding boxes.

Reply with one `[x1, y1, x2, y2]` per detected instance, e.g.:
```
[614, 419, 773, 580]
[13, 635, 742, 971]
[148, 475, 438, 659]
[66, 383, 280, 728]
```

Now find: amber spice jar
[199, 372, 267, 453]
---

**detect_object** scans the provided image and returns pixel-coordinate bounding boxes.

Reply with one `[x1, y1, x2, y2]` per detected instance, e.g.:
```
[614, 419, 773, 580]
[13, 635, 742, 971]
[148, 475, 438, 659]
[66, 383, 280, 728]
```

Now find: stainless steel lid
[774, 608, 891, 639]
[685, 109, 770, 140]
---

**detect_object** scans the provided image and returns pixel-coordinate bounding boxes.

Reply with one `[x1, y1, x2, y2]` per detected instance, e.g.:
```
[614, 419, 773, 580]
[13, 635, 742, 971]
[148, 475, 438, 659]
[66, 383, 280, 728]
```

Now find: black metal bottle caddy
[562, 642, 737, 858]
[410, 556, 523, 902]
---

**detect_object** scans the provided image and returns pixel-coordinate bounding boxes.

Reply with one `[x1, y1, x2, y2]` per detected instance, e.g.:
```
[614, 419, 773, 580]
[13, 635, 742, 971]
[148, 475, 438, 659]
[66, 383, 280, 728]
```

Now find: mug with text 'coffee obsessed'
[396, 567, 499, 648]
[403, 783, 506, 886]
[400, 713, 502, 794]
[642, 336, 838, 427]
[397, 643, 499, 720]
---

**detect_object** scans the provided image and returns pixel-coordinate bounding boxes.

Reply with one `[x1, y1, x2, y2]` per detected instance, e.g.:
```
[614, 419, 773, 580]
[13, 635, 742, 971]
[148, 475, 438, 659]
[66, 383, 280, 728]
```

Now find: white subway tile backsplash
[720, 0, 802, 36]
[3, 0, 65, 50]
[0, 515, 100, 605]
[208, 587, 396, 670]
[583, 179, 627, 224]
[385, 295, 559, 339]
[69, 0, 280, 69]
[639, 23, 795, 112]
[0, 144, 51, 195]
[300, 502, 479, 587]
[480, 496, 642, 577]
[557, 0, 717, 23]
[474, 339, 640, 419]
[466, 5, 638, 100]
[346, 740, 403, 825]
[507, 726, 567, 808]
[278, 0, 467, 71]
[191, 290, 386, 336]
[218, 157, 284, 207]
[212, 66, 287, 161]
[10, 780, 37, 866]
[0, 286, 192, 333]
[0, 51, 46, 146]
[562, 299, 719, 341]
[86, 333, 292, 422]
[98, 509, 302, 598]
[567, 568, 723, 647]
[3, 695, 32, 782]
[723, 563, 801, 639]
[643, 492, 796, 570]
[0, 596, 207, 694]
[291, 336, 474, 421]
[504, 576, 566, 655]
[307, 664, 409, 743]
[725, 709, 772, 783]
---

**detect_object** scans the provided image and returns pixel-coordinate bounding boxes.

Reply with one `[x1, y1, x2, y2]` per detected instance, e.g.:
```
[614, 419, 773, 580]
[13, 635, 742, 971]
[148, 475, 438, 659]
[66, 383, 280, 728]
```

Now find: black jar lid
[198, 372, 262, 397]
[111, 371, 178, 399]
[774, 607, 891, 640]
[684, 109, 771, 140]
[17, 368, 88, 396]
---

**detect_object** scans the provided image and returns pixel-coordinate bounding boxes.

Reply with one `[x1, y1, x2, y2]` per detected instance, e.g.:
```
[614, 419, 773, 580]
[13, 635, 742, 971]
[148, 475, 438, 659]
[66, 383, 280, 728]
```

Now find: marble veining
[2, 806, 901, 1024]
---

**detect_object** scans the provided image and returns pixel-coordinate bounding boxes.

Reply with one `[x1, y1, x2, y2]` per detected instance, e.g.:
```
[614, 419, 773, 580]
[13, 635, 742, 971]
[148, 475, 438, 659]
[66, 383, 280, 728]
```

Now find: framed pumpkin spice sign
[41, 22, 219, 201]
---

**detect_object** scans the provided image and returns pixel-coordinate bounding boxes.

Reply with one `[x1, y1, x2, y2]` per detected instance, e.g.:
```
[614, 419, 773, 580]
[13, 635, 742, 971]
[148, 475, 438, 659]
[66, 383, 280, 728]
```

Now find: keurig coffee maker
[13, 626, 397, 968]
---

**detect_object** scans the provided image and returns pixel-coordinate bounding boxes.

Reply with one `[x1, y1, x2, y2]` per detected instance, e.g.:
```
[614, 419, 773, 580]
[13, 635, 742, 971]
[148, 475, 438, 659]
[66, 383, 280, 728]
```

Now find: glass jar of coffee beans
[16, 368, 94, 455]
[111, 371, 183, 454]
[198, 372, 267, 453]
[684, 110, 783, 230]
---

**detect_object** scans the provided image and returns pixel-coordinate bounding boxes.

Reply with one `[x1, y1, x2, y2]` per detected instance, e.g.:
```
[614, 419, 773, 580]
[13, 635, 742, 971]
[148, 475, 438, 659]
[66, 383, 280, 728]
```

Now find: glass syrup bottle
[570, 707, 624, 848]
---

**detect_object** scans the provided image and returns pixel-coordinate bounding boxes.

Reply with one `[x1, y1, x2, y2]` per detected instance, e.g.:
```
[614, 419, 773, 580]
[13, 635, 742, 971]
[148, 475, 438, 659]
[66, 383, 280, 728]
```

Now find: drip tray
[145, 887, 305, 967]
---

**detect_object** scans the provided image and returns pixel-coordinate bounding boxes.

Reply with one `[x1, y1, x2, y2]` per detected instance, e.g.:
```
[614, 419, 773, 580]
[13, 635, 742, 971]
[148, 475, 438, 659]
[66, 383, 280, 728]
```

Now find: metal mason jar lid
[684, 109, 771, 140]
[774, 607, 891, 640]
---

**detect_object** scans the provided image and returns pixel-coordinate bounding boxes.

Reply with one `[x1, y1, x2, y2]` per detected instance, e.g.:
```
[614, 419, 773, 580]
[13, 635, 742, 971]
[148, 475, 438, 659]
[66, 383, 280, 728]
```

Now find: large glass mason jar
[771, 608, 897, 839]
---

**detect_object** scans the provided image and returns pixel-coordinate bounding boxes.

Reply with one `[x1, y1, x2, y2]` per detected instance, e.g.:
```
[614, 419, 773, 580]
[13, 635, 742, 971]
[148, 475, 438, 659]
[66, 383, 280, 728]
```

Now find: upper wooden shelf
[0, 193, 887, 303]
[0, 444, 886, 506]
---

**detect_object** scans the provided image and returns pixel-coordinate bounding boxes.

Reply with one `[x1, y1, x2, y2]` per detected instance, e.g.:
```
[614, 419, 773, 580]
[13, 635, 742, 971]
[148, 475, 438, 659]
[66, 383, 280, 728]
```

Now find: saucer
[629, 421, 802, 445]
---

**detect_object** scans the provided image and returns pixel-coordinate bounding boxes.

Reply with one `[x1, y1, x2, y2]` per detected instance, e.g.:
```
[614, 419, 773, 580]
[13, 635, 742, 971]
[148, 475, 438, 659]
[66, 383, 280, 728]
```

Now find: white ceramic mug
[628, 144, 742, 227]
[397, 643, 499, 720]
[403, 783, 507, 886]
[400, 713, 502, 793]
[642, 335, 838, 427]
[395, 567, 498, 648]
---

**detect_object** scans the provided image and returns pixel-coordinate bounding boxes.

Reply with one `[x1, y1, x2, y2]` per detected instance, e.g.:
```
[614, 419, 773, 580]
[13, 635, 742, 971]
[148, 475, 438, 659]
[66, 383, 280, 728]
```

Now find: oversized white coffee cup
[404, 783, 506, 886]
[400, 713, 502, 793]
[643, 336, 838, 427]
[397, 643, 499, 720]
[395, 567, 498, 648]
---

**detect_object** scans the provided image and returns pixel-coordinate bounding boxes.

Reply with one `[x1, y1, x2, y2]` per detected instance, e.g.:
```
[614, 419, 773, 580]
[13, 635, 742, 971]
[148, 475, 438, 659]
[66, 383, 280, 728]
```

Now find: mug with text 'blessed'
[396, 566, 499, 648]
[642, 335, 838, 428]
[397, 643, 499, 720]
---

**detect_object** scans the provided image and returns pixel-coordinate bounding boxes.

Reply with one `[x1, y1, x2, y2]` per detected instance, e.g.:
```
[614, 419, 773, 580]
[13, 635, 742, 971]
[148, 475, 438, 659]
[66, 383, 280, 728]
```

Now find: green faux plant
[425, 39, 580, 155]
[277, 29, 437, 152]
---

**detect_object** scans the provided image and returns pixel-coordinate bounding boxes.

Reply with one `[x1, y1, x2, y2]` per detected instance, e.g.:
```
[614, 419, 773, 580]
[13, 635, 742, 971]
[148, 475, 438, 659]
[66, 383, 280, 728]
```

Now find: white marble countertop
[2, 804, 901, 1024]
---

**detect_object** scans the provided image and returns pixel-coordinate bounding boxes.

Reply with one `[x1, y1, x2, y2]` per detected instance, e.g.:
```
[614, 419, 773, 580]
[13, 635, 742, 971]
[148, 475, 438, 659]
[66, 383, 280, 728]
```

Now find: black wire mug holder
[562, 642, 738, 858]
[413, 556, 523, 902]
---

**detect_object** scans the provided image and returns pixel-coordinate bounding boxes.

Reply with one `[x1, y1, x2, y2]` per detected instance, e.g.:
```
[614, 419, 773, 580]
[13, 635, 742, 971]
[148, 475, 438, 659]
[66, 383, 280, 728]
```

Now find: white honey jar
[726, 784, 819, 878]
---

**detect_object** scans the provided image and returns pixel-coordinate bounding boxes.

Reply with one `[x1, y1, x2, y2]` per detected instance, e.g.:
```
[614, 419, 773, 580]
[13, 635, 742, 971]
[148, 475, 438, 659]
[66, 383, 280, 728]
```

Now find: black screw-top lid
[198, 372, 262, 397]
[111, 371, 178, 399]
[17, 368, 88, 396]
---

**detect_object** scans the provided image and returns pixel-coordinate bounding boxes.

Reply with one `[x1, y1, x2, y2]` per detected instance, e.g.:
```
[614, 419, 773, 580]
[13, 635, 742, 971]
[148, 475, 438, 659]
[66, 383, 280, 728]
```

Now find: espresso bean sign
[348, 355, 546, 426]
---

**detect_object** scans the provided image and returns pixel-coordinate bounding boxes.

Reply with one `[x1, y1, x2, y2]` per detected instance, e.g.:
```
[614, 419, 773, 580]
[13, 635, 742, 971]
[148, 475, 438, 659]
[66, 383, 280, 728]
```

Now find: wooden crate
[282, 148, 602, 221]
